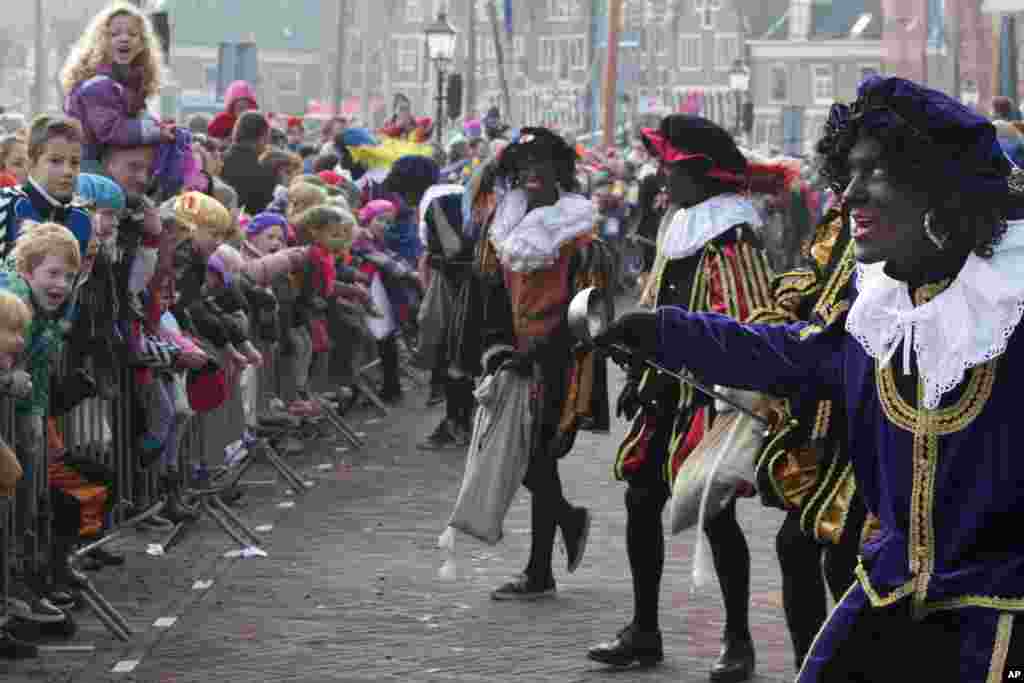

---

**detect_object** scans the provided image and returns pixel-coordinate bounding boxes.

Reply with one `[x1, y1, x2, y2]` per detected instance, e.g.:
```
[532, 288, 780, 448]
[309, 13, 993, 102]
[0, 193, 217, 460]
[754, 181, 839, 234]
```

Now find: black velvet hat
[494, 127, 577, 186]
[642, 114, 746, 175]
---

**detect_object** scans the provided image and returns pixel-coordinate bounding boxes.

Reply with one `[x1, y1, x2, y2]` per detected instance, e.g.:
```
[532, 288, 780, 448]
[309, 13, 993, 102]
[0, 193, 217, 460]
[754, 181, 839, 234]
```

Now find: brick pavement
[1, 362, 801, 683]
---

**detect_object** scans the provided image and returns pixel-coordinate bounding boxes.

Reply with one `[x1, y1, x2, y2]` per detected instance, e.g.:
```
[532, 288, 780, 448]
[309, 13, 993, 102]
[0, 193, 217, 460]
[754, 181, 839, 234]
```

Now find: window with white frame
[695, 0, 722, 31]
[770, 65, 787, 103]
[679, 35, 701, 70]
[549, 0, 582, 21]
[558, 40, 571, 80]
[513, 36, 526, 75]
[405, 0, 422, 23]
[625, 0, 645, 29]
[537, 36, 584, 75]
[648, 26, 668, 57]
[569, 37, 585, 69]
[812, 64, 834, 103]
[714, 34, 738, 70]
[647, 0, 668, 22]
[539, 37, 556, 71]
[394, 37, 419, 76]
[755, 117, 782, 148]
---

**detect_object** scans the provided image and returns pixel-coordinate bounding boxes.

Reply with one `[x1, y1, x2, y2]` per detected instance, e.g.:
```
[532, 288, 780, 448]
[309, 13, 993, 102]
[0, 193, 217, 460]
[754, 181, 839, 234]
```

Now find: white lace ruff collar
[846, 221, 1024, 409]
[661, 194, 763, 260]
[489, 189, 594, 273]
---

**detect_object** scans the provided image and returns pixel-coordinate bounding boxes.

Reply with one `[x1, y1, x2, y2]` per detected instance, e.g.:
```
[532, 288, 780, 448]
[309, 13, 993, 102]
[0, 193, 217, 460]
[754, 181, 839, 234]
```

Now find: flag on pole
[504, 0, 513, 35]
[999, 14, 1020, 111]
[926, 0, 945, 51]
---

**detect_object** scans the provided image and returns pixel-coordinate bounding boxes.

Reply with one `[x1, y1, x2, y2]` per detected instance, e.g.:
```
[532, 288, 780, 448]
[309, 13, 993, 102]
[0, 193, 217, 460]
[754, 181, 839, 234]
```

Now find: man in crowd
[221, 111, 278, 215]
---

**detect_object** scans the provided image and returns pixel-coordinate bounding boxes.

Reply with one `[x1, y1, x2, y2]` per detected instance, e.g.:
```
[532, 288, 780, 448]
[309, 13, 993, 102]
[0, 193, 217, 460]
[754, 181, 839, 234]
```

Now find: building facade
[163, 0, 327, 117]
[747, 0, 884, 155]
[880, 0, 995, 116]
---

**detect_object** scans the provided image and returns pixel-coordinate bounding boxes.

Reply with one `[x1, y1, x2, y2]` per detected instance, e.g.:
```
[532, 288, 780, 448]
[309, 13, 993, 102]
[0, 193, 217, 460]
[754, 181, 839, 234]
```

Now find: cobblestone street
[2, 363, 793, 683]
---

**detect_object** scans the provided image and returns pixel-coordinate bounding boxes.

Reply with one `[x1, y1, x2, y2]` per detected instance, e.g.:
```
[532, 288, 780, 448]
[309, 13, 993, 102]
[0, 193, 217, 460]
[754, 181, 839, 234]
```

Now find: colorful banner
[999, 14, 1020, 111]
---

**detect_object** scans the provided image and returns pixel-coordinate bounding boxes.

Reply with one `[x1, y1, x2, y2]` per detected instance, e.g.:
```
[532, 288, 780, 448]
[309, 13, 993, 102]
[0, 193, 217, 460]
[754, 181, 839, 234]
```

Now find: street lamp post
[729, 59, 750, 140]
[424, 10, 458, 148]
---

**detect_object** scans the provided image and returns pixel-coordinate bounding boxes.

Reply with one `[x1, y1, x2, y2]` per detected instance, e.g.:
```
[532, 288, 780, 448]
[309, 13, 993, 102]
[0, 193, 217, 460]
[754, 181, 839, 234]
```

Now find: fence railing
[0, 323, 398, 654]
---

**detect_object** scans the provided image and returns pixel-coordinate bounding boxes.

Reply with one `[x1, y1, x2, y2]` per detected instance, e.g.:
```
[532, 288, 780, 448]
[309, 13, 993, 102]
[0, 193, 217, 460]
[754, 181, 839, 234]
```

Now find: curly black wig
[494, 127, 578, 192]
[816, 103, 1008, 259]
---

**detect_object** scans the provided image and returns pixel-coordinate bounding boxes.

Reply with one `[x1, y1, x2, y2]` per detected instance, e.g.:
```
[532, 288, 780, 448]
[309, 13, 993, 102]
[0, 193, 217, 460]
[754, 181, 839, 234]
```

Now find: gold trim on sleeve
[855, 559, 916, 607]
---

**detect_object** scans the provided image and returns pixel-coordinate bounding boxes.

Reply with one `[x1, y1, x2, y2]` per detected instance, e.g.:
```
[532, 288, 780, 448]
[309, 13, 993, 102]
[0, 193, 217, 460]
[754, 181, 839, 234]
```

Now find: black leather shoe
[560, 506, 591, 574]
[588, 623, 663, 667]
[709, 635, 755, 682]
[490, 575, 556, 601]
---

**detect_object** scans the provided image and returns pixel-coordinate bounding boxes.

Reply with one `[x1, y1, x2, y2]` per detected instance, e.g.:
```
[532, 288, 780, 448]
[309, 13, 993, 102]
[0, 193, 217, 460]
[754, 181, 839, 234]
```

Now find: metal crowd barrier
[0, 323, 383, 655]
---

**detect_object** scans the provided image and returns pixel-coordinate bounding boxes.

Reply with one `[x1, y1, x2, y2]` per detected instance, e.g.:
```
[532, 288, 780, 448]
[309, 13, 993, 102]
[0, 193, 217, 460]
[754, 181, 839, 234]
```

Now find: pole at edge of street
[435, 63, 446, 146]
[466, 0, 477, 122]
[360, 0, 371, 126]
[603, 0, 623, 149]
[31, 0, 45, 115]
[333, 0, 347, 117]
[486, 0, 512, 127]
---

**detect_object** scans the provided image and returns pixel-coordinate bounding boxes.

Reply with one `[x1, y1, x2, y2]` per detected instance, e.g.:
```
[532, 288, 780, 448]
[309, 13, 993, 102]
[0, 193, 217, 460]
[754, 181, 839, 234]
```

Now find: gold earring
[923, 210, 948, 251]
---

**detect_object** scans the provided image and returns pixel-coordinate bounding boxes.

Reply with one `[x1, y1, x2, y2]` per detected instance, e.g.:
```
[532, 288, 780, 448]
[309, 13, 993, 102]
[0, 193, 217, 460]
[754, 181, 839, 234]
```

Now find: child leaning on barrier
[3, 222, 90, 623]
[0, 290, 32, 499]
[168, 191, 258, 368]
[133, 275, 208, 525]
[288, 204, 356, 406]
[235, 213, 310, 341]
[66, 173, 125, 399]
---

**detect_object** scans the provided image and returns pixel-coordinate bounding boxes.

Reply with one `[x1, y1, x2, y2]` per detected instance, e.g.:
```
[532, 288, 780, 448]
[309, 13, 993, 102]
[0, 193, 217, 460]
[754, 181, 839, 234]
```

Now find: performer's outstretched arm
[655, 307, 843, 399]
[600, 306, 844, 401]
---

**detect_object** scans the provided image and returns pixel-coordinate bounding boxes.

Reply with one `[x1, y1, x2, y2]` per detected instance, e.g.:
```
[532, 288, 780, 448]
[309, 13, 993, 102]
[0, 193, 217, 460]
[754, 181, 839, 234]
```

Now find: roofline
[748, 39, 883, 60]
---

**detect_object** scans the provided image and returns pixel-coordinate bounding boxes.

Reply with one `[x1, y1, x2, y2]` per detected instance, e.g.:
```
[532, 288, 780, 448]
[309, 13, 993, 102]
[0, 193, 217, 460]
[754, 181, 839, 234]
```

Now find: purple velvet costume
[653, 301, 1024, 681]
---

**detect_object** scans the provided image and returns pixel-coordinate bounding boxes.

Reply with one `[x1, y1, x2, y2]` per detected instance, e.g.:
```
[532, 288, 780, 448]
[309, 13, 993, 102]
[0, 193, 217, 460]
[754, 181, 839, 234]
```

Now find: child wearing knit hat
[76, 173, 125, 252]
[68, 173, 127, 398]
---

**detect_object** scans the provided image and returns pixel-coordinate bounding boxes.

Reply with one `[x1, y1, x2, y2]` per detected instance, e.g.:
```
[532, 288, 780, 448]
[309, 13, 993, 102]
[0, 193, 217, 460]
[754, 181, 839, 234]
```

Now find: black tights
[522, 451, 572, 584]
[777, 500, 865, 669]
[625, 484, 751, 637]
[445, 376, 474, 432]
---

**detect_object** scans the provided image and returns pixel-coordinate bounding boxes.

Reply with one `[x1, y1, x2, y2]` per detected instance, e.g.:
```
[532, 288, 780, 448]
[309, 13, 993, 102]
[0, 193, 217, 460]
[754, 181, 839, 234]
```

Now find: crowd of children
[0, 1, 440, 657]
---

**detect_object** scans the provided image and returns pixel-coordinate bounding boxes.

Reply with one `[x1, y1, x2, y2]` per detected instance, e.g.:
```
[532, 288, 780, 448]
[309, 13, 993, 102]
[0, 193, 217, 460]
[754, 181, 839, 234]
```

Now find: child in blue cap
[68, 173, 126, 399]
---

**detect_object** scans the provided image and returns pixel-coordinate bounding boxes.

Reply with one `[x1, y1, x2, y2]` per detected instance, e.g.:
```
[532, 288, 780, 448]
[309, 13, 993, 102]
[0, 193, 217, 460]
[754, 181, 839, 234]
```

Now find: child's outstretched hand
[334, 282, 370, 305]
[239, 341, 264, 367]
[224, 343, 249, 366]
[160, 122, 177, 144]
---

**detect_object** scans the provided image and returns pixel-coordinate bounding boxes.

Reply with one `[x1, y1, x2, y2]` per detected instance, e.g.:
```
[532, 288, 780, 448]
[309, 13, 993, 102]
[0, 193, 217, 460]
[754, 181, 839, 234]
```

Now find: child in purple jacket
[60, 3, 175, 170]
